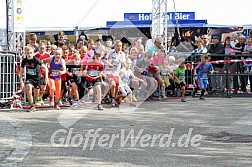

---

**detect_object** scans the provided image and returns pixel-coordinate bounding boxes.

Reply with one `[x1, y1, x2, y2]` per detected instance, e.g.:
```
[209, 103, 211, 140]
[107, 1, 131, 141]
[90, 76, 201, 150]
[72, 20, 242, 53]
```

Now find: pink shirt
[87, 50, 94, 57]
[151, 54, 165, 66]
[81, 55, 93, 63]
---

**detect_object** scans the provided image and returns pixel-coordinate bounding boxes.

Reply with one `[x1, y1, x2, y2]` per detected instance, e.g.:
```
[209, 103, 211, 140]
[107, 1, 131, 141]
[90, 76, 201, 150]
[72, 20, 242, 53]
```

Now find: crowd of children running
[19, 32, 214, 112]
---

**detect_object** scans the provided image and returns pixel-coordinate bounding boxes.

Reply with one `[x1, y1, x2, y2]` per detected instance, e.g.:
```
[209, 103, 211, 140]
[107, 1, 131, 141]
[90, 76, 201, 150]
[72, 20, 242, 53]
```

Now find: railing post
[226, 61, 231, 98]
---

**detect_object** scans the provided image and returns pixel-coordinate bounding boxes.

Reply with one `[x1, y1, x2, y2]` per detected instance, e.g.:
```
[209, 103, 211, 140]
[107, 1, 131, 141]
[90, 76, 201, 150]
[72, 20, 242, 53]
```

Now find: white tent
[1, 0, 251, 33]
[1, 0, 252, 30]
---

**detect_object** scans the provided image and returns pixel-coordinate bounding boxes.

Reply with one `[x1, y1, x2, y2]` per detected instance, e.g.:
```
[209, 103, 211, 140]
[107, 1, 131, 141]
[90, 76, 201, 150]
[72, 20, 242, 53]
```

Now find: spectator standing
[233, 35, 247, 93]
[208, 35, 225, 92]
[201, 34, 210, 51]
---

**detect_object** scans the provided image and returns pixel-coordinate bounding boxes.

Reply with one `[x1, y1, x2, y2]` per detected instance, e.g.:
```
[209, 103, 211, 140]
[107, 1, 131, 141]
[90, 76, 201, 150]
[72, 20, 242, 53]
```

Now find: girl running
[43, 48, 66, 109]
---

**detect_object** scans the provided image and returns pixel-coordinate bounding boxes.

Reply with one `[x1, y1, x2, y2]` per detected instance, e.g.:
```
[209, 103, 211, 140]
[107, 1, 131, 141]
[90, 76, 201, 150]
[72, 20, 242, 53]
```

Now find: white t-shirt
[193, 47, 207, 54]
[119, 68, 134, 87]
[104, 49, 126, 76]
[230, 41, 237, 48]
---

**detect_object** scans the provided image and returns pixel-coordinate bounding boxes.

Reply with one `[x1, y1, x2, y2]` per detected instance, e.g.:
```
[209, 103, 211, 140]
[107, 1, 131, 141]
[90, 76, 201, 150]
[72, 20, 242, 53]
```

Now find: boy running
[35, 41, 51, 105]
[174, 58, 187, 102]
[103, 40, 128, 107]
[118, 58, 146, 106]
[20, 46, 48, 112]
[194, 54, 214, 100]
[66, 52, 82, 106]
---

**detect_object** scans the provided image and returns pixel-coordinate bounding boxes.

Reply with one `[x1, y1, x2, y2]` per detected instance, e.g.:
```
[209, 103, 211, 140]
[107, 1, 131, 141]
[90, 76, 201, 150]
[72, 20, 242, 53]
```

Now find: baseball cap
[212, 35, 219, 40]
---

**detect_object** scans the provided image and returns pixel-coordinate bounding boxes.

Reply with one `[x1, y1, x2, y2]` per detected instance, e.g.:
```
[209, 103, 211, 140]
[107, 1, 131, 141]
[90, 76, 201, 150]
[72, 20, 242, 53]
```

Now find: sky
[0, 0, 252, 30]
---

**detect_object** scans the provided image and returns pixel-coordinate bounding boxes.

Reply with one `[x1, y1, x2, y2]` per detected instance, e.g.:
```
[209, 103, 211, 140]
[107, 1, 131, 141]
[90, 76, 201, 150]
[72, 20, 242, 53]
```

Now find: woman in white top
[192, 39, 208, 62]
[193, 39, 208, 54]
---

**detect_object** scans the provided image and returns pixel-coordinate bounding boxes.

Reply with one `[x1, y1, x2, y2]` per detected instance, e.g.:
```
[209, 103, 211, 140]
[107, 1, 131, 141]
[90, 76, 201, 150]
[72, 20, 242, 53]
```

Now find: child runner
[59, 46, 72, 104]
[118, 58, 146, 106]
[85, 49, 105, 110]
[148, 48, 167, 99]
[20, 46, 48, 112]
[160, 57, 173, 90]
[103, 40, 128, 107]
[194, 54, 214, 100]
[43, 48, 66, 109]
[174, 58, 187, 102]
[34, 41, 51, 105]
[66, 52, 82, 106]
[135, 52, 158, 100]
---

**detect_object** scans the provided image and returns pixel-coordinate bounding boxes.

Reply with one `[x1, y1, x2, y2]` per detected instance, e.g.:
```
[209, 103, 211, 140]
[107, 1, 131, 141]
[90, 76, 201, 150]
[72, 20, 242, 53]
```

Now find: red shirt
[35, 52, 50, 77]
[85, 61, 104, 82]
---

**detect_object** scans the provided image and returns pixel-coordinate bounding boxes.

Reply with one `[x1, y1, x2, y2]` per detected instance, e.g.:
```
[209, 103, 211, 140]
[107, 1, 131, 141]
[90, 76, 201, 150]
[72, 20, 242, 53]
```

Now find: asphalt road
[0, 97, 252, 167]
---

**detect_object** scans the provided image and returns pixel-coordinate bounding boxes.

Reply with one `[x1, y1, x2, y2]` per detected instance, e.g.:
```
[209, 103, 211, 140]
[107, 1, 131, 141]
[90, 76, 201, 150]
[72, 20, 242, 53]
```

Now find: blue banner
[124, 12, 195, 21]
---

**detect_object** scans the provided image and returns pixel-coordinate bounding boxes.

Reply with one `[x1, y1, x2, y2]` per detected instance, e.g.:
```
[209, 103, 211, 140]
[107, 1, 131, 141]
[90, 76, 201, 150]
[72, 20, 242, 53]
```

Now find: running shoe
[58, 99, 62, 105]
[97, 104, 104, 110]
[199, 96, 205, 100]
[148, 95, 154, 101]
[39, 95, 44, 105]
[181, 98, 187, 102]
[132, 95, 138, 102]
[40, 99, 44, 105]
[77, 101, 82, 106]
[69, 99, 74, 106]
[54, 103, 60, 110]
[111, 99, 116, 107]
[35, 100, 41, 106]
[27, 106, 36, 112]
[129, 102, 136, 107]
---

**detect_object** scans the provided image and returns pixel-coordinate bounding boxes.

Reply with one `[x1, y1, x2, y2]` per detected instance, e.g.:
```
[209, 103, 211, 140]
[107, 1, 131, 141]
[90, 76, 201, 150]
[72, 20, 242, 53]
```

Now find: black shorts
[40, 77, 46, 85]
[175, 82, 185, 89]
[103, 76, 108, 83]
[26, 79, 40, 89]
[61, 80, 67, 90]
[68, 78, 79, 86]
[86, 78, 101, 89]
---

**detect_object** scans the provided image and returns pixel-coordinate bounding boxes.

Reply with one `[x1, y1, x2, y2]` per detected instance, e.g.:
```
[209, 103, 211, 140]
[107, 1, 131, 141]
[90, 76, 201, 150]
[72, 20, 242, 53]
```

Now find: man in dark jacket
[208, 36, 225, 92]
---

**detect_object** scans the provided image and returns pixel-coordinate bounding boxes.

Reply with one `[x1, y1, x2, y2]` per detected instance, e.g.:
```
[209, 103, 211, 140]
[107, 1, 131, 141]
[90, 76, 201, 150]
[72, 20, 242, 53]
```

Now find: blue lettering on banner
[124, 12, 195, 21]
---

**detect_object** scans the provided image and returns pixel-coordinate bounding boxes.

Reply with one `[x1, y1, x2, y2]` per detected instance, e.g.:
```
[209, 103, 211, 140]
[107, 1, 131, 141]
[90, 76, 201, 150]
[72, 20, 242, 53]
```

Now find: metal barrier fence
[1, 52, 251, 102]
[0, 52, 20, 99]
[190, 53, 252, 97]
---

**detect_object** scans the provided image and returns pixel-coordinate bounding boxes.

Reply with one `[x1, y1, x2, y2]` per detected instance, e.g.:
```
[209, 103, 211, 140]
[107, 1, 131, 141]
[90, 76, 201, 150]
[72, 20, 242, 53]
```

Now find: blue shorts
[198, 79, 208, 88]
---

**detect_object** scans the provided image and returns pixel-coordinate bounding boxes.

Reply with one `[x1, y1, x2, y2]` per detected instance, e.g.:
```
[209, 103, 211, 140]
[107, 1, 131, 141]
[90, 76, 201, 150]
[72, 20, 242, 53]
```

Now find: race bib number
[26, 68, 36, 75]
[51, 70, 60, 76]
[178, 73, 185, 80]
[88, 70, 99, 77]
[72, 68, 80, 75]
[160, 70, 168, 76]
[202, 73, 208, 79]
[121, 74, 130, 84]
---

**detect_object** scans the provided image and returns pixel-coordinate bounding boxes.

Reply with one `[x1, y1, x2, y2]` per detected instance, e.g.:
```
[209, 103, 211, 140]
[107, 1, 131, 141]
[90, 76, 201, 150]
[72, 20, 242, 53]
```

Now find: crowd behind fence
[1, 32, 252, 110]
[0, 52, 251, 101]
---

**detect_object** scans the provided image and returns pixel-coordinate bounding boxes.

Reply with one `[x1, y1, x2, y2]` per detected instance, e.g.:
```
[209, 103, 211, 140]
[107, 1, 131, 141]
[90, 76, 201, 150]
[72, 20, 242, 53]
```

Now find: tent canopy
[106, 20, 208, 28]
